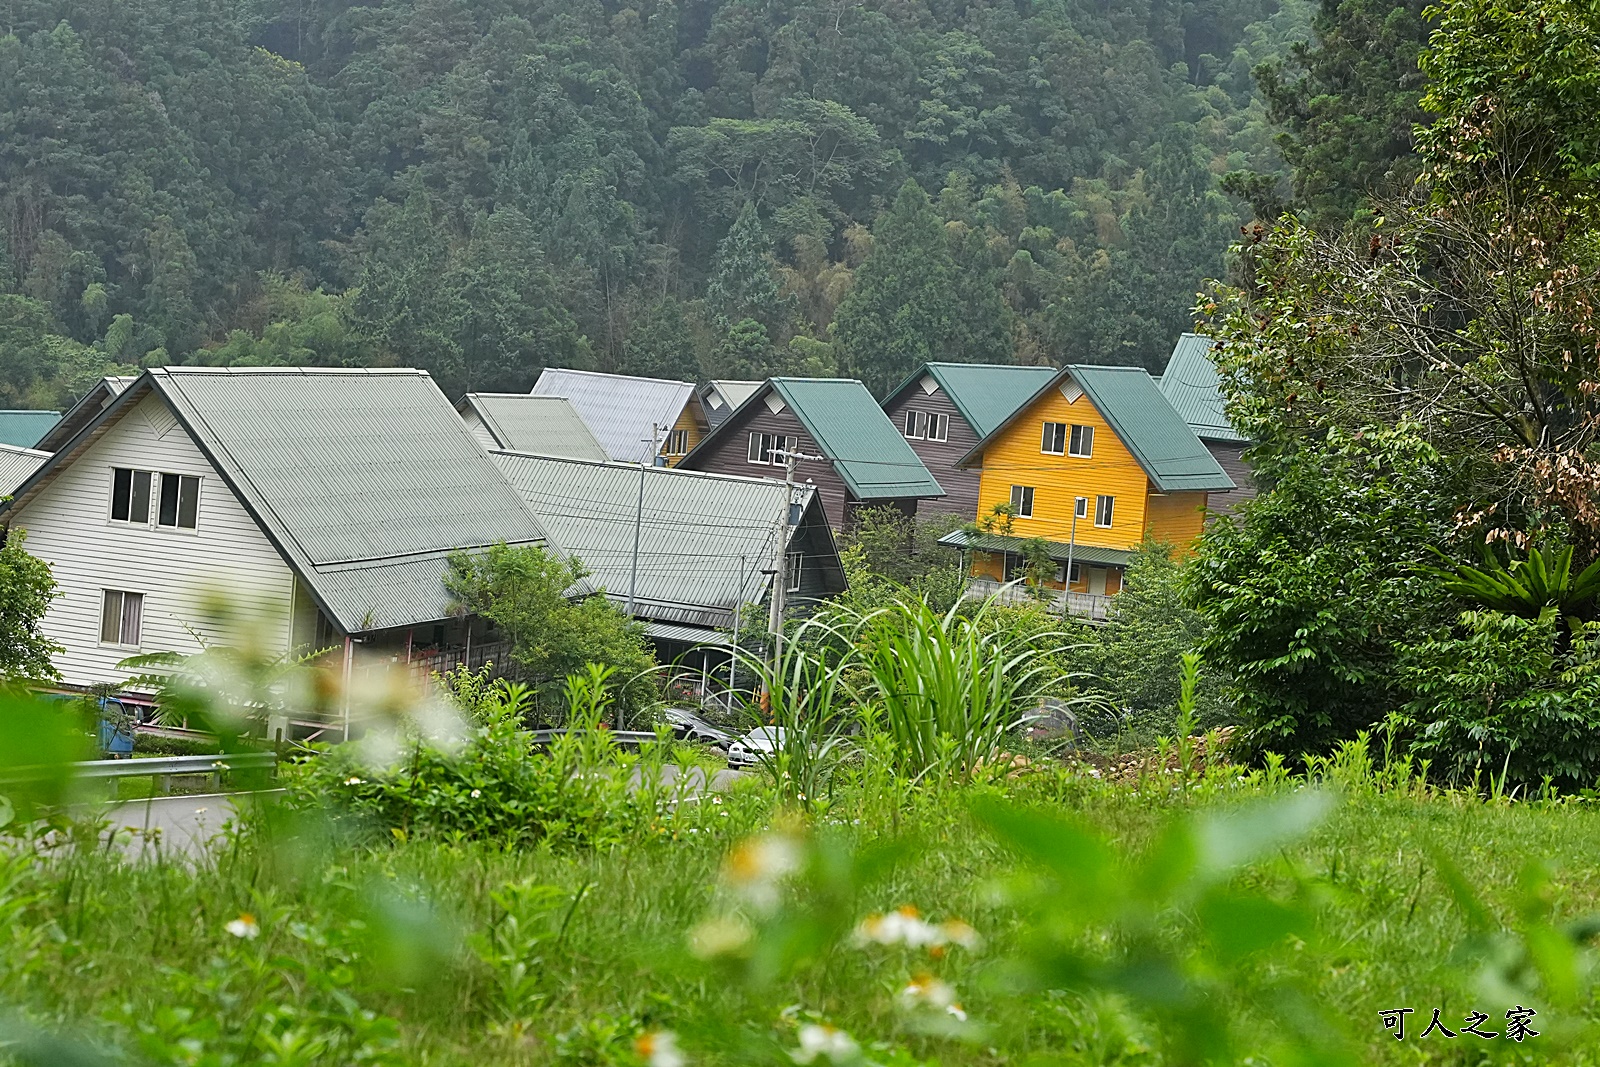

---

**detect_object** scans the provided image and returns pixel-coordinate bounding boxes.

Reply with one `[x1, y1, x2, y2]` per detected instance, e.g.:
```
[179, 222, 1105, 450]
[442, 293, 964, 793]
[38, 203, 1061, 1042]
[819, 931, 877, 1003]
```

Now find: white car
[726, 726, 788, 768]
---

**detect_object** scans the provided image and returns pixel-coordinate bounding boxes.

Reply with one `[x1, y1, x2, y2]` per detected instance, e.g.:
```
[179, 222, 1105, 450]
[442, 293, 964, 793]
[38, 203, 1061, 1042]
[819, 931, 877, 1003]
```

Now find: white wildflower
[634, 1030, 686, 1067]
[723, 832, 804, 912]
[898, 974, 967, 1021]
[224, 913, 260, 939]
[344, 776, 364, 786]
[470, 789, 482, 798]
[791, 1024, 859, 1064]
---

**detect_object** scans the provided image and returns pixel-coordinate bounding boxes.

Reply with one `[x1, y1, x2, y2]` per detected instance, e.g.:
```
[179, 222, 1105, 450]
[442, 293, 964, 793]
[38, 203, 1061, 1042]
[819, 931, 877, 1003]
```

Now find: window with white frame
[787, 551, 803, 592]
[1069, 424, 1094, 457]
[1095, 494, 1114, 528]
[100, 590, 144, 646]
[111, 468, 199, 530]
[1041, 421, 1067, 455]
[663, 429, 690, 455]
[1074, 495, 1089, 519]
[1010, 485, 1035, 518]
[903, 409, 950, 442]
[746, 433, 796, 466]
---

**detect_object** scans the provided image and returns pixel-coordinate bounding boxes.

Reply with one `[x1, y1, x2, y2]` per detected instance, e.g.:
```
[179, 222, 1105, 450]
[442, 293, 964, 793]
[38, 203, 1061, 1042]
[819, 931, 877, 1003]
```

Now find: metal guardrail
[1, 751, 277, 785]
[527, 729, 663, 747]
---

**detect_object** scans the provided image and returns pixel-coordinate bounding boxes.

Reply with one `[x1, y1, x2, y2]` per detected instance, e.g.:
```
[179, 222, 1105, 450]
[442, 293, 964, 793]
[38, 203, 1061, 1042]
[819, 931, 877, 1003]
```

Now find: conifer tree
[834, 180, 1007, 394]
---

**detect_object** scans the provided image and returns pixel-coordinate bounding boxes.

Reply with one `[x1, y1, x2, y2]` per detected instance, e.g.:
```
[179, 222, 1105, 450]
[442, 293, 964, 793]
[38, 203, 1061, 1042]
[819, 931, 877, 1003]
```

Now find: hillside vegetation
[0, 0, 1322, 404]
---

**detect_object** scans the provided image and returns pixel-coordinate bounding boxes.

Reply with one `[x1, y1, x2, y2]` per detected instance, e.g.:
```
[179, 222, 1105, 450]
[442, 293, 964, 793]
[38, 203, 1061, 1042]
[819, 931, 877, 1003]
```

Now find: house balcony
[962, 577, 1115, 622]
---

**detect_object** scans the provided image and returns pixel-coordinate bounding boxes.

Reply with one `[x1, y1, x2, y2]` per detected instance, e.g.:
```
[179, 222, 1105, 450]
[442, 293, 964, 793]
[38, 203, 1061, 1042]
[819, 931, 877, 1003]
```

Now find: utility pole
[1064, 496, 1084, 612]
[623, 424, 661, 731]
[728, 554, 746, 711]
[625, 423, 661, 618]
[766, 446, 821, 668]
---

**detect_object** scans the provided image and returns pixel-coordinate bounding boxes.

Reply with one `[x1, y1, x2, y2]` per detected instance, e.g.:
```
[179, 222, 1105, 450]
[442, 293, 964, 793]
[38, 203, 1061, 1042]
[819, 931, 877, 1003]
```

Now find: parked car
[661, 708, 733, 748]
[726, 726, 787, 768]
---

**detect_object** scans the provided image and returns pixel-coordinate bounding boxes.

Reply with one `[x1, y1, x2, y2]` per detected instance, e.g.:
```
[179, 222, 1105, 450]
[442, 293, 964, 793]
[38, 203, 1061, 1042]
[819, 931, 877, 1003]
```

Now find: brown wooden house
[880, 363, 1059, 518]
[677, 377, 945, 530]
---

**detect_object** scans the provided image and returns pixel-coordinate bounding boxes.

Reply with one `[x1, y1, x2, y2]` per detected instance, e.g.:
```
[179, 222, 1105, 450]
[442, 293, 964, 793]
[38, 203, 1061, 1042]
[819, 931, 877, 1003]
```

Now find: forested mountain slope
[1, 0, 1316, 404]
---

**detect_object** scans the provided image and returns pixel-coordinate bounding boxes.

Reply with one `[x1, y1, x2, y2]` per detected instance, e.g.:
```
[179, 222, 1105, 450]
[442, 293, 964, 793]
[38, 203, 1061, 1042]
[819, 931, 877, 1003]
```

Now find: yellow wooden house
[938, 364, 1235, 601]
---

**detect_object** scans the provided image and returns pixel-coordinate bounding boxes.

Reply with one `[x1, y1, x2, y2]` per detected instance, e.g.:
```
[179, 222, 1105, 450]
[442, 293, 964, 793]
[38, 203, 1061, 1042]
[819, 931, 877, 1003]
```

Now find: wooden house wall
[681, 403, 853, 528]
[972, 385, 1150, 550]
[1202, 441, 1256, 519]
[881, 384, 981, 519]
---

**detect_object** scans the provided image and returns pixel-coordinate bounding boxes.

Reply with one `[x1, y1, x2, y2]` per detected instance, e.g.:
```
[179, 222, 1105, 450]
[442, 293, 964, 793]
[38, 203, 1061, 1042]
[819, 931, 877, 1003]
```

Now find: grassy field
[4, 756, 1599, 1066]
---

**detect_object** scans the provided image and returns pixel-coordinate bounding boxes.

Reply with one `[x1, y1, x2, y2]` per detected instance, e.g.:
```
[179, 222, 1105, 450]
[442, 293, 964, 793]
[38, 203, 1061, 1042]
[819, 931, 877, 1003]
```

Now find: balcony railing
[964, 579, 1114, 622]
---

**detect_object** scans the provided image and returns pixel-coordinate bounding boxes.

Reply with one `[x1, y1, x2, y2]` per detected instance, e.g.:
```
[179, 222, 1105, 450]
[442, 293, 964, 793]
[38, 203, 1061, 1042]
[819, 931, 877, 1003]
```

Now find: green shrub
[1397, 609, 1600, 789]
[283, 667, 653, 849]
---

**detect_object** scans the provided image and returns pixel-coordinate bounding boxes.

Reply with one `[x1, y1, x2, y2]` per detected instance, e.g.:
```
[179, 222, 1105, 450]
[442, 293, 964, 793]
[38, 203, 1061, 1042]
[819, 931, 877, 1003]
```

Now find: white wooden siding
[13, 392, 298, 688]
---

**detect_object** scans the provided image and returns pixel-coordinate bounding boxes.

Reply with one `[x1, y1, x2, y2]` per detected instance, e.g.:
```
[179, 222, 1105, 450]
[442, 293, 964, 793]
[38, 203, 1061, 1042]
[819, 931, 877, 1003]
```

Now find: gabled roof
[458, 394, 608, 460]
[0, 410, 61, 449]
[35, 376, 138, 452]
[884, 363, 1059, 437]
[1158, 333, 1248, 443]
[491, 451, 844, 628]
[699, 380, 764, 428]
[683, 378, 945, 500]
[3, 368, 547, 634]
[531, 367, 696, 463]
[957, 365, 1235, 493]
[0, 443, 49, 495]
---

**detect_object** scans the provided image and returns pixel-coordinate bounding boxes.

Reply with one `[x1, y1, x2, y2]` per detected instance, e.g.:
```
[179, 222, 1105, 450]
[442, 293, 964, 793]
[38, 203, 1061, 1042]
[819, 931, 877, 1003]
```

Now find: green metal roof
[491, 450, 844, 629]
[937, 528, 1136, 567]
[0, 410, 60, 448]
[1158, 333, 1248, 443]
[768, 378, 945, 499]
[460, 394, 608, 460]
[885, 363, 1059, 437]
[958, 365, 1234, 493]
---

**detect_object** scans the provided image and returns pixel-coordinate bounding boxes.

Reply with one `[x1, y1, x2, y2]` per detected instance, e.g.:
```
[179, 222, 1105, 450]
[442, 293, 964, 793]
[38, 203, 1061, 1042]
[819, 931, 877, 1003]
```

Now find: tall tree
[835, 180, 1005, 394]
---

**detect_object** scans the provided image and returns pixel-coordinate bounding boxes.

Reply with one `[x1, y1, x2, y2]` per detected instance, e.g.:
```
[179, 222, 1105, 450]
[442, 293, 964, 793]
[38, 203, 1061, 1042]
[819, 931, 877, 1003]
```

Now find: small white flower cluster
[634, 1030, 685, 1067]
[722, 832, 804, 913]
[791, 1023, 860, 1064]
[344, 776, 364, 786]
[852, 907, 981, 951]
[898, 974, 967, 1022]
[224, 913, 260, 939]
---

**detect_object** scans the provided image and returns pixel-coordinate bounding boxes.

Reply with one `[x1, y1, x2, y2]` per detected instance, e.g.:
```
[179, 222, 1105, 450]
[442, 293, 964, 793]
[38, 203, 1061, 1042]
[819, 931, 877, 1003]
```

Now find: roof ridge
[493, 448, 805, 491]
[541, 367, 695, 387]
[154, 366, 429, 377]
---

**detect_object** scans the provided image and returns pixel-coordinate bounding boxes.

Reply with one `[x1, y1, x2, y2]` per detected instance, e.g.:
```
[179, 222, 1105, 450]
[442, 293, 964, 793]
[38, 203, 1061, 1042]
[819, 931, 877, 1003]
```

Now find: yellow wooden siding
[660, 403, 705, 467]
[1144, 491, 1209, 551]
[972, 385, 1149, 549]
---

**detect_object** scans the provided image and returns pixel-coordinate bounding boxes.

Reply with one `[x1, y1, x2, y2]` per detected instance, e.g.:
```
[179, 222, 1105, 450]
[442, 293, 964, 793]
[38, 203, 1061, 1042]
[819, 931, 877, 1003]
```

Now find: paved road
[103, 792, 259, 859]
[106, 765, 746, 858]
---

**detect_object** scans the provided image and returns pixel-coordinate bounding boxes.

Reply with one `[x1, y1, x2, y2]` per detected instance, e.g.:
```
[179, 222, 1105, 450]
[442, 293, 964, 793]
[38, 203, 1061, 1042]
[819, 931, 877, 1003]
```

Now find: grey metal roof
[34, 376, 138, 452]
[491, 450, 835, 628]
[0, 443, 48, 495]
[531, 368, 696, 463]
[700, 380, 764, 428]
[642, 621, 732, 647]
[458, 394, 608, 460]
[1158, 333, 1248, 443]
[6, 368, 547, 634]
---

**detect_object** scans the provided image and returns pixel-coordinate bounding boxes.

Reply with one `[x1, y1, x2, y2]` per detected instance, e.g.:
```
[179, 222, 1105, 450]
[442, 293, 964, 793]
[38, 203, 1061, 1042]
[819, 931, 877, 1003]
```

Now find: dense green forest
[2, 0, 1416, 407]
